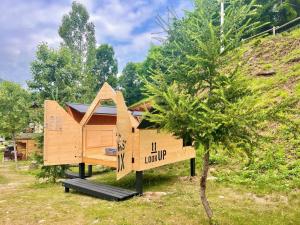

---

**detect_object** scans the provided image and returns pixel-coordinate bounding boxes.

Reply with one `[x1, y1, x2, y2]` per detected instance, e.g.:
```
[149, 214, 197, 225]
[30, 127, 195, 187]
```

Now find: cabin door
[116, 92, 134, 180]
[44, 100, 82, 165]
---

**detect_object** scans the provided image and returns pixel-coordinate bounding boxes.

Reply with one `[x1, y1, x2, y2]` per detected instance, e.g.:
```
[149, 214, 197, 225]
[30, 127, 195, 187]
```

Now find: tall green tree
[140, 46, 165, 79]
[118, 62, 143, 105]
[58, 1, 96, 103]
[93, 44, 118, 89]
[0, 81, 30, 165]
[58, 1, 96, 68]
[143, 0, 270, 221]
[28, 43, 81, 106]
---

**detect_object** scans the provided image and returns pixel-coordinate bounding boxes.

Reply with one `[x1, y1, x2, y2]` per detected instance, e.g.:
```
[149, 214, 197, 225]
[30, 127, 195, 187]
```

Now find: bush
[33, 153, 69, 183]
[36, 165, 69, 183]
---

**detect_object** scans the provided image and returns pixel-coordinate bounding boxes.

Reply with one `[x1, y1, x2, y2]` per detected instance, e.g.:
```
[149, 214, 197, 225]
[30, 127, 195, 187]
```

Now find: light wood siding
[138, 129, 196, 171]
[44, 100, 82, 165]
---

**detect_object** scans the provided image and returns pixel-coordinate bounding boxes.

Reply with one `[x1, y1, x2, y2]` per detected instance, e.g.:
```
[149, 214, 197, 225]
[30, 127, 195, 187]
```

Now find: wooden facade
[16, 133, 41, 160]
[44, 83, 196, 180]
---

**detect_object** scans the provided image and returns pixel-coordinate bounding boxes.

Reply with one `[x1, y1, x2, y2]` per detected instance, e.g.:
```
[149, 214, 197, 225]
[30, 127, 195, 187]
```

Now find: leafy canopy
[93, 44, 118, 89]
[144, 0, 262, 151]
[118, 62, 143, 105]
[28, 43, 81, 105]
[59, 1, 96, 68]
[0, 81, 30, 137]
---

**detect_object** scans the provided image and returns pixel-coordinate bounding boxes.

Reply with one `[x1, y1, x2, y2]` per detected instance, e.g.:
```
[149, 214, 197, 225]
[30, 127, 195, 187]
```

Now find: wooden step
[62, 178, 138, 201]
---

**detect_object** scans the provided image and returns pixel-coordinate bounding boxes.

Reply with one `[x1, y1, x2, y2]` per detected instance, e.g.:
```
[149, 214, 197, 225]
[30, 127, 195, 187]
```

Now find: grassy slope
[0, 30, 300, 225]
[215, 28, 300, 192]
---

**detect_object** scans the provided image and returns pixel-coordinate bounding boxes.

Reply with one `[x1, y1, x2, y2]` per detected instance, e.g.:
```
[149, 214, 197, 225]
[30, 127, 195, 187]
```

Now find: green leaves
[28, 44, 81, 106]
[0, 81, 30, 138]
[118, 62, 143, 105]
[58, 1, 96, 67]
[143, 0, 269, 158]
[93, 44, 118, 90]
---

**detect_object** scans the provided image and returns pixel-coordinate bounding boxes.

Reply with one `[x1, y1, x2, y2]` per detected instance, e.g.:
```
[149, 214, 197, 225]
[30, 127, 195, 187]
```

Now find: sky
[0, 0, 193, 85]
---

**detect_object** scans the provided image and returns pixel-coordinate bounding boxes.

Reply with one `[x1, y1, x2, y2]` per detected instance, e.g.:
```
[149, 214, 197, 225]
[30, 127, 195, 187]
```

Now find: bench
[62, 178, 138, 201]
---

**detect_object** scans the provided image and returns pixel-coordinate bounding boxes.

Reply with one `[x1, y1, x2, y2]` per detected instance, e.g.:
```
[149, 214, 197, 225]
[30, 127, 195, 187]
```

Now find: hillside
[214, 28, 300, 192]
[240, 28, 300, 93]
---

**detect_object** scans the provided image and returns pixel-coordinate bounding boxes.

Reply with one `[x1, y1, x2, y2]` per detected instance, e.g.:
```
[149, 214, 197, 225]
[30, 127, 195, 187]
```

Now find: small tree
[143, 0, 264, 222]
[0, 81, 30, 166]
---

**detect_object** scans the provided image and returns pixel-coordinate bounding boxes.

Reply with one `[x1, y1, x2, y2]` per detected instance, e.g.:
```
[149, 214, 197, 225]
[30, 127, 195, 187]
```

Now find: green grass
[0, 160, 300, 225]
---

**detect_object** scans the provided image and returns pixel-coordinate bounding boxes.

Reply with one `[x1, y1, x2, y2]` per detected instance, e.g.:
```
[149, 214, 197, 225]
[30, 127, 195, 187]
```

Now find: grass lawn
[0, 156, 299, 225]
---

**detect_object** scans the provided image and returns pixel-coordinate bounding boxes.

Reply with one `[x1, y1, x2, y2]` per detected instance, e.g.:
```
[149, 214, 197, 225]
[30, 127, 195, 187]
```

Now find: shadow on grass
[100, 172, 177, 191]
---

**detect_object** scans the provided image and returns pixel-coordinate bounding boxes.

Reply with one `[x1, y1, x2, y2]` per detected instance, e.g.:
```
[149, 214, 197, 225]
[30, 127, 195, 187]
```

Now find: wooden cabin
[16, 133, 41, 159]
[44, 83, 196, 181]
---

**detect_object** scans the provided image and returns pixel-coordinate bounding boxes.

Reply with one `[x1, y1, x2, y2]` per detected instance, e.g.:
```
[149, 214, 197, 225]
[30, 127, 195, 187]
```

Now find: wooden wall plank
[137, 129, 196, 171]
[116, 91, 134, 180]
[44, 100, 82, 165]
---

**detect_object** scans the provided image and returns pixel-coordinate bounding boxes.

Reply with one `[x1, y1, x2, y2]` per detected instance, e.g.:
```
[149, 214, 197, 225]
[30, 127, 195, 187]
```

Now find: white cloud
[0, 0, 193, 84]
[85, 0, 170, 70]
[0, 0, 70, 84]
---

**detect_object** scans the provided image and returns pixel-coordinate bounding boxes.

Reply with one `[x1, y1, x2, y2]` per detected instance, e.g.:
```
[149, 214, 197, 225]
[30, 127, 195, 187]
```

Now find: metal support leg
[136, 171, 143, 195]
[190, 158, 196, 177]
[87, 165, 92, 177]
[79, 163, 85, 179]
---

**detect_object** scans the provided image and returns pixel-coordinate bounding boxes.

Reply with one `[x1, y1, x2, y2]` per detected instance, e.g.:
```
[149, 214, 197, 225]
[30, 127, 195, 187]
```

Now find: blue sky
[0, 0, 193, 85]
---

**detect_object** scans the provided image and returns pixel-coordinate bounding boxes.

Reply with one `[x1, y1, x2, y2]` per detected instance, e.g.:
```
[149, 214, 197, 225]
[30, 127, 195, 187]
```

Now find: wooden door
[44, 100, 82, 165]
[116, 92, 134, 180]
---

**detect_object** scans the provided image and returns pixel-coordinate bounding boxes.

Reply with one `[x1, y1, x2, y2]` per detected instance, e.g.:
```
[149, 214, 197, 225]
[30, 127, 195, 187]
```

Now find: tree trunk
[12, 134, 18, 169]
[200, 142, 213, 221]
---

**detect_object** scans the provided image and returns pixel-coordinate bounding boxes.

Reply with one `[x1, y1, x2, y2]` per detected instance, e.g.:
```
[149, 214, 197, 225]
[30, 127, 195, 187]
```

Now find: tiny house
[16, 133, 40, 160]
[44, 83, 196, 182]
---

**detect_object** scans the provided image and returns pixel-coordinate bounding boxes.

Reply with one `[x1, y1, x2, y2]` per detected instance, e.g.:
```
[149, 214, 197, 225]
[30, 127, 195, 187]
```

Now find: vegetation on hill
[214, 28, 300, 192]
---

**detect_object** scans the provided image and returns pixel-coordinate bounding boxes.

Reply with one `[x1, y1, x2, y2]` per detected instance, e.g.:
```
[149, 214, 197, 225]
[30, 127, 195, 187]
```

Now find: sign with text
[116, 92, 134, 180]
[139, 129, 196, 171]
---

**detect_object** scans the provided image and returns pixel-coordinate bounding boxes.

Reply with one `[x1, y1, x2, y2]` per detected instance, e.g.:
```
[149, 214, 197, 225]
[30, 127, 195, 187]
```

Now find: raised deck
[63, 178, 138, 201]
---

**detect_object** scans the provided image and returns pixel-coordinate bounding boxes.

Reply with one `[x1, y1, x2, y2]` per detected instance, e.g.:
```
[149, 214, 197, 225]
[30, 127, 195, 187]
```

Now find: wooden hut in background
[16, 133, 41, 160]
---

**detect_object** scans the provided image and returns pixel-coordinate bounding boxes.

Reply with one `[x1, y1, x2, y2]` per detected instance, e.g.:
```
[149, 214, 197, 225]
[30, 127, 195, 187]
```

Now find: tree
[58, 1, 96, 68]
[28, 43, 81, 106]
[118, 62, 143, 105]
[0, 81, 30, 166]
[58, 1, 96, 103]
[140, 46, 166, 79]
[143, 0, 266, 221]
[93, 44, 118, 89]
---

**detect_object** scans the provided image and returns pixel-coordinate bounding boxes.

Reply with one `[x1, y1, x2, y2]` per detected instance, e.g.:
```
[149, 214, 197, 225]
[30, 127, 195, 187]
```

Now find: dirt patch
[179, 176, 198, 182]
[223, 188, 290, 205]
[142, 191, 168, 202]
[242, 37, 300, 77]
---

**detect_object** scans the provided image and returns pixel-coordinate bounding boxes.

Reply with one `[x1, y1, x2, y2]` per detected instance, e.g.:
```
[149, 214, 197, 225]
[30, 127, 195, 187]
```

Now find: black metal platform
[62, 178, 138, 201]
